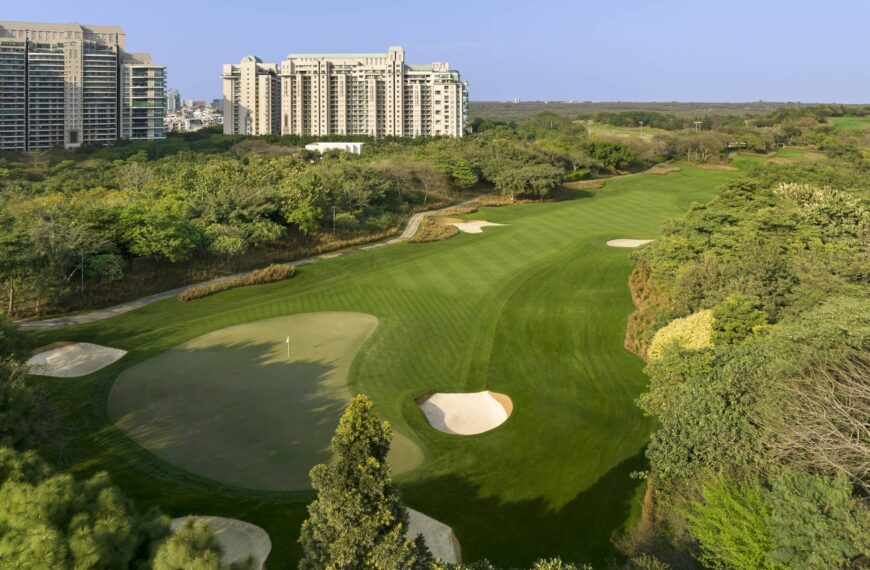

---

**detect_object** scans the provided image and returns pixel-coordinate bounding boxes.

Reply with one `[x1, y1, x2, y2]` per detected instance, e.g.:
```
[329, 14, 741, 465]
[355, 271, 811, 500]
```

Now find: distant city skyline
[4, 0, 870, 103]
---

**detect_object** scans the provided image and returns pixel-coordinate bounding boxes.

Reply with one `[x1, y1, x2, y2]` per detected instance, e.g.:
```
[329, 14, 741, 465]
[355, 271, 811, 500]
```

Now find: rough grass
[624, 263, 673, 360]
[736, 150, 777, 158]
[694, 163, 739, 171]
[24, 164, 740, 569]
[826, 116, 870, 131]
[565, 179, 606, 190]
[409, 218, 461, 243]
[766, 148, 826, 164]
[583, 122, 670, 142]
[649, 164, 681, 176]
[178, 264, 296, 302]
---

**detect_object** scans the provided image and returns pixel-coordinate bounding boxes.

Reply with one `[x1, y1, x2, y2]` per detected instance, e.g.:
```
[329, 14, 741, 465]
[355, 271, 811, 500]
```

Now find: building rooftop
[0, 21, 125, 34]
[123, 52, 156, 65]
[284, 46, 404, 60]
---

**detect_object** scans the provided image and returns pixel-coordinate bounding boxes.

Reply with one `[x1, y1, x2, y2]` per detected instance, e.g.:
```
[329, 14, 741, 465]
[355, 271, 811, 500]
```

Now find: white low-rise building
[304, 142, 364, 154]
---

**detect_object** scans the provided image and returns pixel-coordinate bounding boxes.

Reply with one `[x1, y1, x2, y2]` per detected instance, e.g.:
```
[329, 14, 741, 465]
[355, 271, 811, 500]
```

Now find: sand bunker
[27, 342, 126, 377]
[606, 239, 653, 248]
[418, 391, 513, 435]
[170, 516, 271, 569]
[447, 220, 505, 234]
[406, 508, 461, 564]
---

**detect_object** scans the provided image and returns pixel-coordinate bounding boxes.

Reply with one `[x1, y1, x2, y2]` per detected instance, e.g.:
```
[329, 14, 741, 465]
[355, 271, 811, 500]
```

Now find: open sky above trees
[5, 0, 870, 102]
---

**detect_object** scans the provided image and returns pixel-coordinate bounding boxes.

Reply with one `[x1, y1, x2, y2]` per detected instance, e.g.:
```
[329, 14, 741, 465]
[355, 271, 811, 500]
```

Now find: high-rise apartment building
[166, 87, 181, 113]
[0, 21, 165, 151]
[222, 56, 279, 136]
[120, 52, 165, 141]
[221, 47, 468, 138]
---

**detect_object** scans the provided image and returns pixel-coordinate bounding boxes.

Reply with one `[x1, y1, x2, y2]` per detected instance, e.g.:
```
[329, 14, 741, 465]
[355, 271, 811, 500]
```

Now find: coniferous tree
[153, 517, 254, 570]
[299, 395, 430, 569]
[0, 448, 168, 568]
[0, 358, 37, 451]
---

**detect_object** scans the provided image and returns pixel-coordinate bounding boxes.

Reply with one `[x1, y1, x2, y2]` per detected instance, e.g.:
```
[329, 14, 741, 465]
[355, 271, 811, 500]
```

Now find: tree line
[622, 130, 870, 567]
[0, 128, 641, 317]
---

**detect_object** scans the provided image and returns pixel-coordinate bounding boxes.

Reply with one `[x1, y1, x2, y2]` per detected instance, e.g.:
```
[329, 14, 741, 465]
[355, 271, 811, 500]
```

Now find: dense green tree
[446, 159, 480, 189]
[688, 475, 778, 570]
[767, 469, 870, 569]
[491, 164, 564, 199]
[281, 171, 328, 234]
[85, 253, 126, 285]
[711, 294, 768, 345]
[153, 517, 254, 570]
[0, 316, 19, 358]
[0, 359, 36, 450]
[0, 448, 169, 569]
[431, 559, 592, 570]
[580, 140, 634, 171]
[0, 208, 31, 316]
[120, 205, 202, 263]
[299, 395, 430, 569]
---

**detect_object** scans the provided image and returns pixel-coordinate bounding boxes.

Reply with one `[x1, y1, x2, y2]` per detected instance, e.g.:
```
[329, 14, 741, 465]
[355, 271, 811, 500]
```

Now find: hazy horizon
[5, 0, 869, 104]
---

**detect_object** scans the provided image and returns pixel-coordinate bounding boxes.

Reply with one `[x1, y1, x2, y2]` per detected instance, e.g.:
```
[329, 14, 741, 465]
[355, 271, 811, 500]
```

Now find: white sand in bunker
[443, 219, 505, 234]
[418, 391, 513, 435]
[406, 508, 461, 564]
[606, 239, 653, 248]
[27, 342, 126, 377]
[170, 516, 271, 569]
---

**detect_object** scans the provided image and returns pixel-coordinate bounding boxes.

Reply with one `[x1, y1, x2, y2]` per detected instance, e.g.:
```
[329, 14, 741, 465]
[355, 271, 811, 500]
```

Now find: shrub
[178, 264, 295, 302]
[648, 310, 714, 361]
[0, 316, 20, 358]
[409, 218, 460, 243]
[712, 294, 768, 345]
[624, 262, 675, 360]
[688, 475, 778, 570]
[767, 469, 870, 569]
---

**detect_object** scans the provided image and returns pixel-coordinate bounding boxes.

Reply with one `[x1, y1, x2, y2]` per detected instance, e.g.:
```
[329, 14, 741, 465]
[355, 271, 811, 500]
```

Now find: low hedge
[178, 264, 296, 302]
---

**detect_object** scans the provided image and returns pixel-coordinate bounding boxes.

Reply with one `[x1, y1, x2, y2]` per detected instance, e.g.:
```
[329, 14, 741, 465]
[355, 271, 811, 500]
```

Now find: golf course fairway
[26, 163, 740, 568]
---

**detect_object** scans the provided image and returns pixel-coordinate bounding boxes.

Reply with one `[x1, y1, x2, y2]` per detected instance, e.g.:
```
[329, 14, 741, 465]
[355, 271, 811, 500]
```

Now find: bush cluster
[647, 309, 713, 361]
[624, 140, 870, 567]
[178, 264, 295, 302]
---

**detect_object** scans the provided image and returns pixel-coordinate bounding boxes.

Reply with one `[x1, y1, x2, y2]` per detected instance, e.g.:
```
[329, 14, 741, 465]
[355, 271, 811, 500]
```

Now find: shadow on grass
[109, 338, 346, 491]
[402, 451, 647, 567]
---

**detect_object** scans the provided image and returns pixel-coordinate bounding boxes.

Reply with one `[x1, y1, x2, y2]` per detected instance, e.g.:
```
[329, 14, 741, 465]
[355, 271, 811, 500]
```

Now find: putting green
[108, 312, 423, 491]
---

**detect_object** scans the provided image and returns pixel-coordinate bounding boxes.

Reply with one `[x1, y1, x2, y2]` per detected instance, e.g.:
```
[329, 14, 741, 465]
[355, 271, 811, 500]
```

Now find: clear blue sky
[6, 0, 869, 103]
